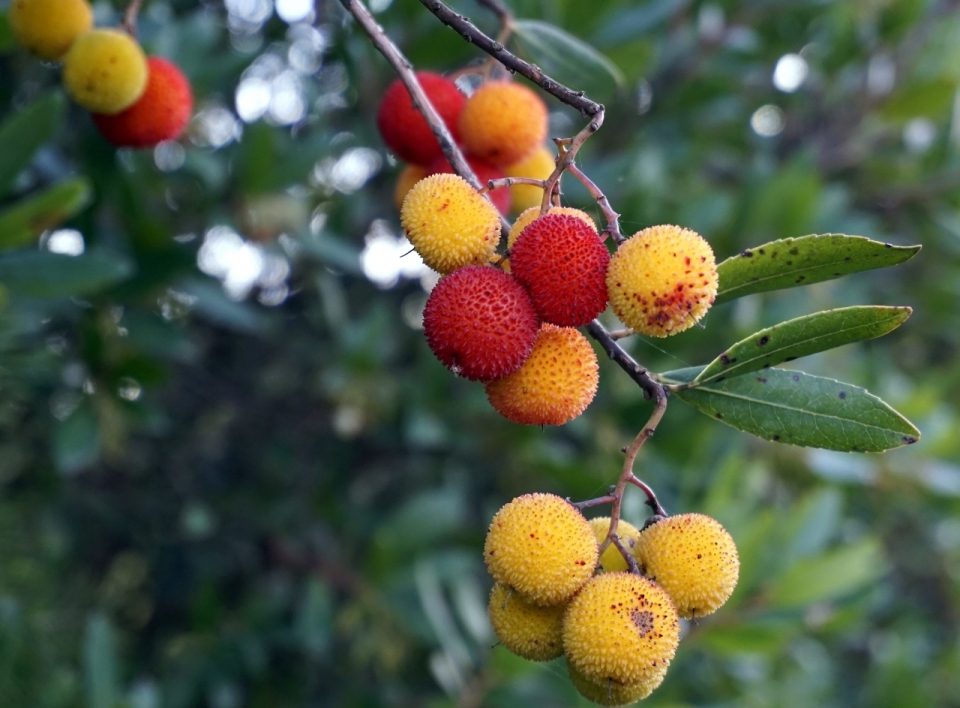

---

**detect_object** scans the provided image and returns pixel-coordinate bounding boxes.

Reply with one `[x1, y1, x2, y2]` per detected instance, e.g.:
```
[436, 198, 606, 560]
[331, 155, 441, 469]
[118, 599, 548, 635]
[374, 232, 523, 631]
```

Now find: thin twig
[586, 320, 663, 401]
[479, 176, 548, 195]
[123, 0, 145, 36]
[539, 116, 603, 216]
[608, 329, 633, 341]
[598, 392, 668, 562]
[611, 534, 641, 574]
[628, 474, 668, 518]
[571, 494, 617, 510]
[565, 162, 623, 243]
[418, 0, 602, 116]
[338, 0, 479, 189]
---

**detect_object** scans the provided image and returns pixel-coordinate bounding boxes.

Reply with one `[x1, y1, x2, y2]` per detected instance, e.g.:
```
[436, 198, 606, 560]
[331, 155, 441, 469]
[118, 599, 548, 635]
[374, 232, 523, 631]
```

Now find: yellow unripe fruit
[607, 225, 718, 337]
[459, 81, 548, 167]
[488, 583, 565, 661]
[9, 0, 93, 61]
[393, 164, 428, 210]
[568, 662, 665, 706]
[589, 517, 642, 573]
[400, 173, 501, 274]
[484, 493, 598, 606]
[563, 572, 680, 687]
[62, 29, 148, 114]
[634, 513, 739, 619]
[504, 145, 556, 213]
[485, 324, 599, 426]
[501, 206, 595, 273]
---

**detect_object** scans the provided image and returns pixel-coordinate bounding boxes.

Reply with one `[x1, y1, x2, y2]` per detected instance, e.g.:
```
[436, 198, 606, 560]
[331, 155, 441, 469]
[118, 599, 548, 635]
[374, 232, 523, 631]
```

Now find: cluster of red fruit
[379, 71, 557, 215]
[9, 0, 193, 148]
[377, 74, 720, 427]
[484, 493, 739, 705]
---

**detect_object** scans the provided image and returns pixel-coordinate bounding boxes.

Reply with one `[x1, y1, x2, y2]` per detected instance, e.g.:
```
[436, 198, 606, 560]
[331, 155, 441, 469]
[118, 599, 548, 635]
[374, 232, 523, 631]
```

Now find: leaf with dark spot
[715, 234, 920, 304]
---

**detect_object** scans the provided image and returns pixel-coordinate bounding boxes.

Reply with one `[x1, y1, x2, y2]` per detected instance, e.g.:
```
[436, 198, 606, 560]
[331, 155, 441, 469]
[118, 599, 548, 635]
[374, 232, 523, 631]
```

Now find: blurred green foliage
[1, 0, 960, 707]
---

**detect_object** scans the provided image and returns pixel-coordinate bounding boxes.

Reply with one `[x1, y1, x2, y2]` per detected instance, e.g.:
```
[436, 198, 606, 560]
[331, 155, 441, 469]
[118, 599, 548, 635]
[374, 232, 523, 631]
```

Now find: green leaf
[83, 613, 120, 708]
[0, 178, 94, 251]
[0, 92, 66, 197]
[660, 366, 920, 452]
[768, 538, 888, 609]
[715, 234, 921, 305]
[693, 306, 912, 385]
[512, 20, 624, 96]
[0, 249, 135, 298]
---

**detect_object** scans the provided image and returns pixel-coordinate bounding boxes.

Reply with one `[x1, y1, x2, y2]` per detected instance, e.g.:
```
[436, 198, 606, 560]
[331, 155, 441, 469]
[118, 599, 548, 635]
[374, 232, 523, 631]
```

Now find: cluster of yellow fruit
[378, 72, 559, 214]
[484, 493, 739, 706]
[388, 77, 718, 426]
[9, 0, 192, 147]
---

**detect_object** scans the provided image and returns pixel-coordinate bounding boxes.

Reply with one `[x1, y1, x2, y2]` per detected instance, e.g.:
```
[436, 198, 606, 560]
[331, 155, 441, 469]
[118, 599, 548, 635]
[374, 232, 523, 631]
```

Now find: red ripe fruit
[428, 155, 511, 215]
[510, 214, 610, 327]
[91, 56, 193, 148]
[423, 265, 539, 382]
[377, 72, 466, 166]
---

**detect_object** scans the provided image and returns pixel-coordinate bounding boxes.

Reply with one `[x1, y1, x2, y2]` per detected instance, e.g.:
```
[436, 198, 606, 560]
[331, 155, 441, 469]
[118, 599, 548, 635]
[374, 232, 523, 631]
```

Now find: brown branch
[338, 0, 480, 190]
[565, 162, 623, 243]
[586, 320, 663, 401]
[123, 0, 145, 37]
[628, 474, 667, 518]
[598, 392, 668, 563]
[479, 176, 548, 195]
[418, 0, 602, 117]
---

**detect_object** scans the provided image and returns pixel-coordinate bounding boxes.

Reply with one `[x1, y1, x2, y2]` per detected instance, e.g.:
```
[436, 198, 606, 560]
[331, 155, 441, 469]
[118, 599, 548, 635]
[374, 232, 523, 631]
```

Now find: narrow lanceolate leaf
[659, 366, 920, 452]
[0, 178, 93, 251]
[512, 20, 625, 94]
[0, 92, 66, 196]
[693, 306, 912, 385]
[715, 234, 921, 305]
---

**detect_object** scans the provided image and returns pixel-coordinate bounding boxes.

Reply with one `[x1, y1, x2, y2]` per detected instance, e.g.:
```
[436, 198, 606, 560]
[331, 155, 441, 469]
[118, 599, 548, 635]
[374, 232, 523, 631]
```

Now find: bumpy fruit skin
[376, 72, 465, 166]
[427, 155, 511, 215]
[607, 225, 718, 338]
[504, 145, 555, 213]
[8, 0, 92, 61]
[509, 206, 596, 250]
[485, 324, 598, 426]
[563, 572, 680, 687]
[503, 206, 595, 274]
[484, 493, 598, 606]
[589, 517, 642, 573]
[401, 173, 501, 274]
[488, 583, 565, 661]
[394, 165, 429, 210]
[567, 662, 664, 706]
[91, 57, 193, 148]
[459, 81, 547, 167]
[510, 213, 610, 327]
[635, 513, 739, 619]
[423, 266, 538, 382]
[62, 29, 148, 114]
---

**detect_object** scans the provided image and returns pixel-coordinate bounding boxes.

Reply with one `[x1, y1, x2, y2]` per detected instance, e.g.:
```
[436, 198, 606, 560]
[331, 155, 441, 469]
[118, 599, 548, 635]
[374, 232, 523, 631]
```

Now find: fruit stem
[123, 0, 145, 37]
[627, 474, 668, 518]
[564, 162, 624, 243]
[598, 387, 668, 567]
[570, 494, 617, 510]
[479, 177, 549, 195]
